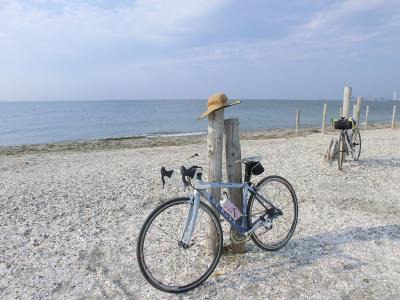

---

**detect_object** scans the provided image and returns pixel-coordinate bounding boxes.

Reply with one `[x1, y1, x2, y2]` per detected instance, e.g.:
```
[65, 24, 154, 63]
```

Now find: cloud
[302, 0, 384, 31]
[170, 0, 400, 65]
[0, 0, 228, 42]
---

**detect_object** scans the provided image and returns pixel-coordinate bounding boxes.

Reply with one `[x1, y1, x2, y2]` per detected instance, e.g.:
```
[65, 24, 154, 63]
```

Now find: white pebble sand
[1, 128, 399, 299]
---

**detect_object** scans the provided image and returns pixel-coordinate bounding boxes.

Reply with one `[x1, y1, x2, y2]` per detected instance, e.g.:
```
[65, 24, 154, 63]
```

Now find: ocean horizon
[0, 99, 397, 146]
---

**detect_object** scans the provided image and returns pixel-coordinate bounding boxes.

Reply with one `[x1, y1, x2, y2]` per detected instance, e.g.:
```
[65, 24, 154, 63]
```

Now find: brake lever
[161, 167, 174, 188]
[179, 166, 189, 188]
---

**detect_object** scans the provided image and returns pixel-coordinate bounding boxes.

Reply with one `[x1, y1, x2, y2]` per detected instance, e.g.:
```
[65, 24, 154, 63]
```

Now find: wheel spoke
[143, 246, 177, 257]
[147, 249, 176, 273]
[187, 247, 211, 266]
[155, 225, 181, 241]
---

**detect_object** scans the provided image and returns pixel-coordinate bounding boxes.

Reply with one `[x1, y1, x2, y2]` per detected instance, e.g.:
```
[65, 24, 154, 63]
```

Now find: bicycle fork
[179, 190, 200, 248]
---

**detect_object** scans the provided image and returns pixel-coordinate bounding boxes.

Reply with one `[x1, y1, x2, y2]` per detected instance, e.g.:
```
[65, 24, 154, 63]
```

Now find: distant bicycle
[136, 157, 298, 293]
[332, 117, 361, 170]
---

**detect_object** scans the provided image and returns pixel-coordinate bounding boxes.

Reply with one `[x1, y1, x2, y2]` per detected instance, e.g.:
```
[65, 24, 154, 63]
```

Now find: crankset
[229, 228, 248, 244]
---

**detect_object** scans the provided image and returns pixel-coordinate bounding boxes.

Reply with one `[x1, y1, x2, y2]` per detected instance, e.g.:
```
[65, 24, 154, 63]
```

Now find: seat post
[244, 164, 252, 183]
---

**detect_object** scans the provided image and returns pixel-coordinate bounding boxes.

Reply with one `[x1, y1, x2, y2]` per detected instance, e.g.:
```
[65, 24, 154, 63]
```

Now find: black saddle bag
[246, 161, 264, 176]
[333, 117, 355, 130]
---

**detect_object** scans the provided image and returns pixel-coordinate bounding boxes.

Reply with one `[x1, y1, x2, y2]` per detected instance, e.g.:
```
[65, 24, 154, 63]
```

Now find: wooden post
[352, 104, 356, 119]
[296, 109, 300, 133]
[322, 103, 327, 134]
[392, 105, 397, 129]
[206, 109, 224, 254]
[324, 138, 334, 161]
[365, 105, 369, 130]
[355, 96, 363, 125]
[329, 138, 338, 161]
[224, 118, 245, 254]
[342, 86, 352, 118]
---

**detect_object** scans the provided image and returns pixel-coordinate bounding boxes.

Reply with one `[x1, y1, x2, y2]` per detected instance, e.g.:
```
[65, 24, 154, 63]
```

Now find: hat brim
[198, 100, 240, 120]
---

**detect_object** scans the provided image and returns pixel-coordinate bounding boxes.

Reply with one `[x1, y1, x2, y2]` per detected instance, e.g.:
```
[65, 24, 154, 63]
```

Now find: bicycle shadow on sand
[188, 224, 400, 296]
[248, 224, 398, 273]
[356, 158, 400, 168]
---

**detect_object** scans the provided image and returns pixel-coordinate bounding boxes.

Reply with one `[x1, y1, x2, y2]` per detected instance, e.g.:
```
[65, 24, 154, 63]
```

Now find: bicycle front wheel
[247, 176, 298, 251]
[351, 128, 361, 161]
[137, 197, 223, 293]
[338, 132, 345, 170]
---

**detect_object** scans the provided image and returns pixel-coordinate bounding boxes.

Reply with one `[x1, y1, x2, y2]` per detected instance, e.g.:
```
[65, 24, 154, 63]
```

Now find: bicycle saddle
[235, 156, 262, 164]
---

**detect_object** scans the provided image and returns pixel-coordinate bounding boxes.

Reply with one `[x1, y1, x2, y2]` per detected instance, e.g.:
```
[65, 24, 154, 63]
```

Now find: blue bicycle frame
[180, 178, 278, 245]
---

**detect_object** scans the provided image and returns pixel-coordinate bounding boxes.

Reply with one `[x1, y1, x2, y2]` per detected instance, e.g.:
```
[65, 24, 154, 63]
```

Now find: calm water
[0, 100, 398, 146]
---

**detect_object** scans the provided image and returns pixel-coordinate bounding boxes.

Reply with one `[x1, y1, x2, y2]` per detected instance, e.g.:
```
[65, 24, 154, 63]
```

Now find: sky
[0, 0, 399, 101]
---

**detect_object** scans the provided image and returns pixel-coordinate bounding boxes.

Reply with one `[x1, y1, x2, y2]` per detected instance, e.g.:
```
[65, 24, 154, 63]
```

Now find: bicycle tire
[338, 132, 345, 170]
[247, 176, 298, 251]
[351, 128, 361, 161]
[137, 197, 223, 293]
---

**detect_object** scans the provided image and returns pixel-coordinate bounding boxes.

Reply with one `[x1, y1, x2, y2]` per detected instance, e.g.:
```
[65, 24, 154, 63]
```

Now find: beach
[1, 127, 399, 299]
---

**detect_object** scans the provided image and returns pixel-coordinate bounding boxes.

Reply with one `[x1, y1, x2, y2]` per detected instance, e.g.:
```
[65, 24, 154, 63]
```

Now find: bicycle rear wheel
[137, 197, 223, 293]
[247, 176, 298, 251]
[338, 132, 345, 170]
[351, 128, 361, 160]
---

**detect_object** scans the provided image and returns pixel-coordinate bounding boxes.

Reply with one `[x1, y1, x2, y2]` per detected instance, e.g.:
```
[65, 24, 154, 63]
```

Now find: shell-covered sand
[1, 128, 399, 299]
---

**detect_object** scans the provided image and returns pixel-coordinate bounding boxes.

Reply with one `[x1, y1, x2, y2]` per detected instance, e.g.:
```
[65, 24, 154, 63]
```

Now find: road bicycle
[333, 117, 361, 170]
[136, 157, 298, 293]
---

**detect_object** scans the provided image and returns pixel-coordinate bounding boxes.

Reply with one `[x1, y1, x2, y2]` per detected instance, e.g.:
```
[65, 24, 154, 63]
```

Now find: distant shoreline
[0, 123, 393, 156]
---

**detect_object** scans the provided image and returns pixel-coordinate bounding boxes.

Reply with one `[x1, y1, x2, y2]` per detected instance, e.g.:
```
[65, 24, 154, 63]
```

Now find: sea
[0, 100, 397, 146]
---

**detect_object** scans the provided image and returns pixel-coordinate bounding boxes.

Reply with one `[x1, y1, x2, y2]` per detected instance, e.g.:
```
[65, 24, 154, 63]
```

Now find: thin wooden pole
[353, 103, 357, 120]
[342, 86, 352, 118]
[224, 118, 245, 254]
[206, 109, 224, 255]
[329, 138, 338, 161]
[296, 109, 300, 133]
[365, 105, 369, 130]
[392, 105, 397, 129]
[355, 96, 363, 125]
[322, 103, 327, 134]
[324, 138, 334, 161]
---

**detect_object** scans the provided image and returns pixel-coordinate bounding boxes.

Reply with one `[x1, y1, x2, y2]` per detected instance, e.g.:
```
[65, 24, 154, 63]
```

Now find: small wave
[145, 131, 206, 138]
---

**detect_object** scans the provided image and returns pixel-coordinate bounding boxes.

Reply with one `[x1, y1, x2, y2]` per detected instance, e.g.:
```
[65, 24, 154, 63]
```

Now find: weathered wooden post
[199, 93, 240, 254]
[224, 118, 245, 253]
[342, 86, 352, 117]
[322, 103, 327, 134]
[324, 138, 334, 161]
[365, 105, 369, 130]
[392, 105, 397, 129]
[355, 96, 363, 125]
[296, 109, 300, 133]
[329, 138, 337, 161]
[352, 104, 356, 119]
[206, 109, 223, 254]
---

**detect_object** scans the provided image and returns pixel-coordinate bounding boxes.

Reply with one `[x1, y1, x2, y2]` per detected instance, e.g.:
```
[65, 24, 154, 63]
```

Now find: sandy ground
[0, 127, 399, 299]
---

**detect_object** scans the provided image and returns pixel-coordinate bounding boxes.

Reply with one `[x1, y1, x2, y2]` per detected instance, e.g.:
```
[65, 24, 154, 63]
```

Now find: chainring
[230, 228, 247, 244]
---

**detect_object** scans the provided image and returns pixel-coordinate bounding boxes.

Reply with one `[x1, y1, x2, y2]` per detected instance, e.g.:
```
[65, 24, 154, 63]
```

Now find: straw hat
[198, 93, 240, 120]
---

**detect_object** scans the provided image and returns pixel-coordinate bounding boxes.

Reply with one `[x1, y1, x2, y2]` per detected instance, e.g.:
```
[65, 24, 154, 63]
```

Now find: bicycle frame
[341, 129, 354, 154]
[180, 177, 278, 245]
